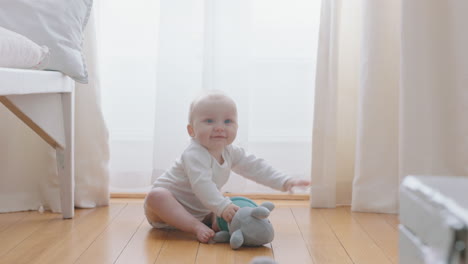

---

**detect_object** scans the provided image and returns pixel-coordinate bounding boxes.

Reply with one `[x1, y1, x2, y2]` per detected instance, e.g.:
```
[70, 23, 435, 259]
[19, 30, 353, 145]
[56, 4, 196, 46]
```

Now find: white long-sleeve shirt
[152, 140, 291, 220]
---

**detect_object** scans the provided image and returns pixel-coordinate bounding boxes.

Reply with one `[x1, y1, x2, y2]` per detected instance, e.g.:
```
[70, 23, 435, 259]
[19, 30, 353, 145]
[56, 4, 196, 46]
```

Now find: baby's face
[188, 96, 238, 152]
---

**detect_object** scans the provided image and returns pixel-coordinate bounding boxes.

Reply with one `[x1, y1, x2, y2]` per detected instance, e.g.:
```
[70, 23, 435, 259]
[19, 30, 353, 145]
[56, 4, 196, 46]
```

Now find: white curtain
[102, 0, 321, 194]
[74, 8, 110, 208]
[311, 0, 468, 213]
[0, 8, 109, 212]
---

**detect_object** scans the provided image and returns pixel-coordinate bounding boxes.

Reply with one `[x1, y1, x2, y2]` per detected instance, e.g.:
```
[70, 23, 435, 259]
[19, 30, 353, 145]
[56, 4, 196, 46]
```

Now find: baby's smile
[211, 135, 227, 139]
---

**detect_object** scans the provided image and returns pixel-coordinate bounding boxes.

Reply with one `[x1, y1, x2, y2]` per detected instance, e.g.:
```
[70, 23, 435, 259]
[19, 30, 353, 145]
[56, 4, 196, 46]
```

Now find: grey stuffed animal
[213, 201, 275, 249]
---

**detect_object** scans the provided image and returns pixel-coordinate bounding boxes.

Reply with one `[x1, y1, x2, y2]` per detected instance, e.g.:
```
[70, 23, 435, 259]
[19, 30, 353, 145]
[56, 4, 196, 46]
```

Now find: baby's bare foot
[195, 224, 215, 243]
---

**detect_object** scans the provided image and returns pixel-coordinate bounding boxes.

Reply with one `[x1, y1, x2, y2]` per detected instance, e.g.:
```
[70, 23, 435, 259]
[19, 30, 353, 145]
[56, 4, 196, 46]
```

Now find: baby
[144, 90, 309, 243]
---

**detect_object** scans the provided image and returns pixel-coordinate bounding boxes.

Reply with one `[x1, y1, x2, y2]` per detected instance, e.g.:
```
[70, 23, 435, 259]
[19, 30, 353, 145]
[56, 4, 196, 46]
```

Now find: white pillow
[0, 0, 93, 83]
[0, 26, 49, 69]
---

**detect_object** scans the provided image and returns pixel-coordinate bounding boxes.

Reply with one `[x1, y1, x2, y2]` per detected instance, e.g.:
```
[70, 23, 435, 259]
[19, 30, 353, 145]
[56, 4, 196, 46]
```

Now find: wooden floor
[0, 199, 399, 264]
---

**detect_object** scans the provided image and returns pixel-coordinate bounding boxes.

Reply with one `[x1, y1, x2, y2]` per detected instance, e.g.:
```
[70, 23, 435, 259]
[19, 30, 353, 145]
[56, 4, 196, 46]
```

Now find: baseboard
[110, 192, 309, 200]
[224, 193, 309, 200]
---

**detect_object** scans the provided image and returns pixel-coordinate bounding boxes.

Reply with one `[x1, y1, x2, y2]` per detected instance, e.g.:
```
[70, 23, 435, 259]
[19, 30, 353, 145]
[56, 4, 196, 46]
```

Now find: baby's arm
[230, 145, 299, 191]
[188, 170, 231, 217]
[283, 178, 310, 193]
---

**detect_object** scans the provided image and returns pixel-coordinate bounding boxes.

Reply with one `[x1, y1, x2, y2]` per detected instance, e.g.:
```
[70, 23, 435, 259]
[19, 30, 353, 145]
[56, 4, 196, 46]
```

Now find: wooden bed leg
[56, 91, 75, 219]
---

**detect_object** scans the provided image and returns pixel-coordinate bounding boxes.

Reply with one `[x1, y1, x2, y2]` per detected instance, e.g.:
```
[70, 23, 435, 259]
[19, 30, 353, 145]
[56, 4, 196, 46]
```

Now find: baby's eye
[224, 119, 233, 124]
[205, 119, 214, 123]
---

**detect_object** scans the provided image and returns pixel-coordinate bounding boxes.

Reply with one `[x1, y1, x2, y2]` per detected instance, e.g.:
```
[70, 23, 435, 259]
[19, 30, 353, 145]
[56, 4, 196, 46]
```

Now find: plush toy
[250, 256, 278, 264]
[213, 197, 275, 249]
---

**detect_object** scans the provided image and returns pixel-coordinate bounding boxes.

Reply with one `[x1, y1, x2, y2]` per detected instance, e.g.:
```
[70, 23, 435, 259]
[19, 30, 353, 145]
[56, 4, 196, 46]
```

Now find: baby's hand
[221, 203, 240, 223]
[284, 178, 310, 193]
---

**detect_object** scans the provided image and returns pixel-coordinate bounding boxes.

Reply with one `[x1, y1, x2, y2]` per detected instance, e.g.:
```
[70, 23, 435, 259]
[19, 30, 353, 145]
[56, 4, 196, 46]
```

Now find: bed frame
[0, 68, 75, 218]
[399, 175, 468, 263]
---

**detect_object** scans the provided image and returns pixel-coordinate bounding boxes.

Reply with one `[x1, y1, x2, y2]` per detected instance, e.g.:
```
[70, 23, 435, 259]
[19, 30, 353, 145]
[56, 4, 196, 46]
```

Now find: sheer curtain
[102, 0, 321, 194]
[311, 0, 468, 213]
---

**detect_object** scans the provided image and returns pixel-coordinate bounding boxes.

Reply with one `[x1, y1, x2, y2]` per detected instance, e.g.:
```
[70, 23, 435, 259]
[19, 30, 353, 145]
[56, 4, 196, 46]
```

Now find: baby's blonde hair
[188, 90, 236, 124]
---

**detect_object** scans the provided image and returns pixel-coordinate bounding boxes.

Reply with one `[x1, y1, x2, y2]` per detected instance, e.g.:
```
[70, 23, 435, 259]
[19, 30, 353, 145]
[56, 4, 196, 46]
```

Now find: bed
[0, 0, 93, 218]
[399, 175, 468, 264]
[0, 68, 75, 218]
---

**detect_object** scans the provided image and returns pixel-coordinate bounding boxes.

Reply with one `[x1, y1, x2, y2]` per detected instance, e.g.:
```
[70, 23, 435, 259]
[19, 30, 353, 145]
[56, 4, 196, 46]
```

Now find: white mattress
[0, 67, 74, 95]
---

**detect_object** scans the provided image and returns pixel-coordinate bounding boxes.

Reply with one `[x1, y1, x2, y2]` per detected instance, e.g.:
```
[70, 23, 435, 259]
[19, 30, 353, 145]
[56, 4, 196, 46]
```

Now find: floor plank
[382, 213, 400, 230]
[320, 206, 393, 264]
[231, 244, 273, 264]
[270, 208, 313, 263]
[196, 242, 273, 264]
[0, 208, 92, 263]
[0, 200, 400, 264]
[292, 207, 353, 264]
[33, 204, 125, 264]
[196, 243, 236, 264]
[154, 230, 200, 264]
[352, 212, 399, 263]
[114, 222, 168, 264]
[0, 211, 30, 233]
[74, 203, 145, 264]
[0, 211, 59, 258]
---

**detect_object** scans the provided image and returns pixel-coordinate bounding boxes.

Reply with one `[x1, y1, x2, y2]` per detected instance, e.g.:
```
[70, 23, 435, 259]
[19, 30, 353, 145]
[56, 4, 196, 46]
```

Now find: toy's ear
[260, 202, 275, 212]
[251, 207, 270, 219]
